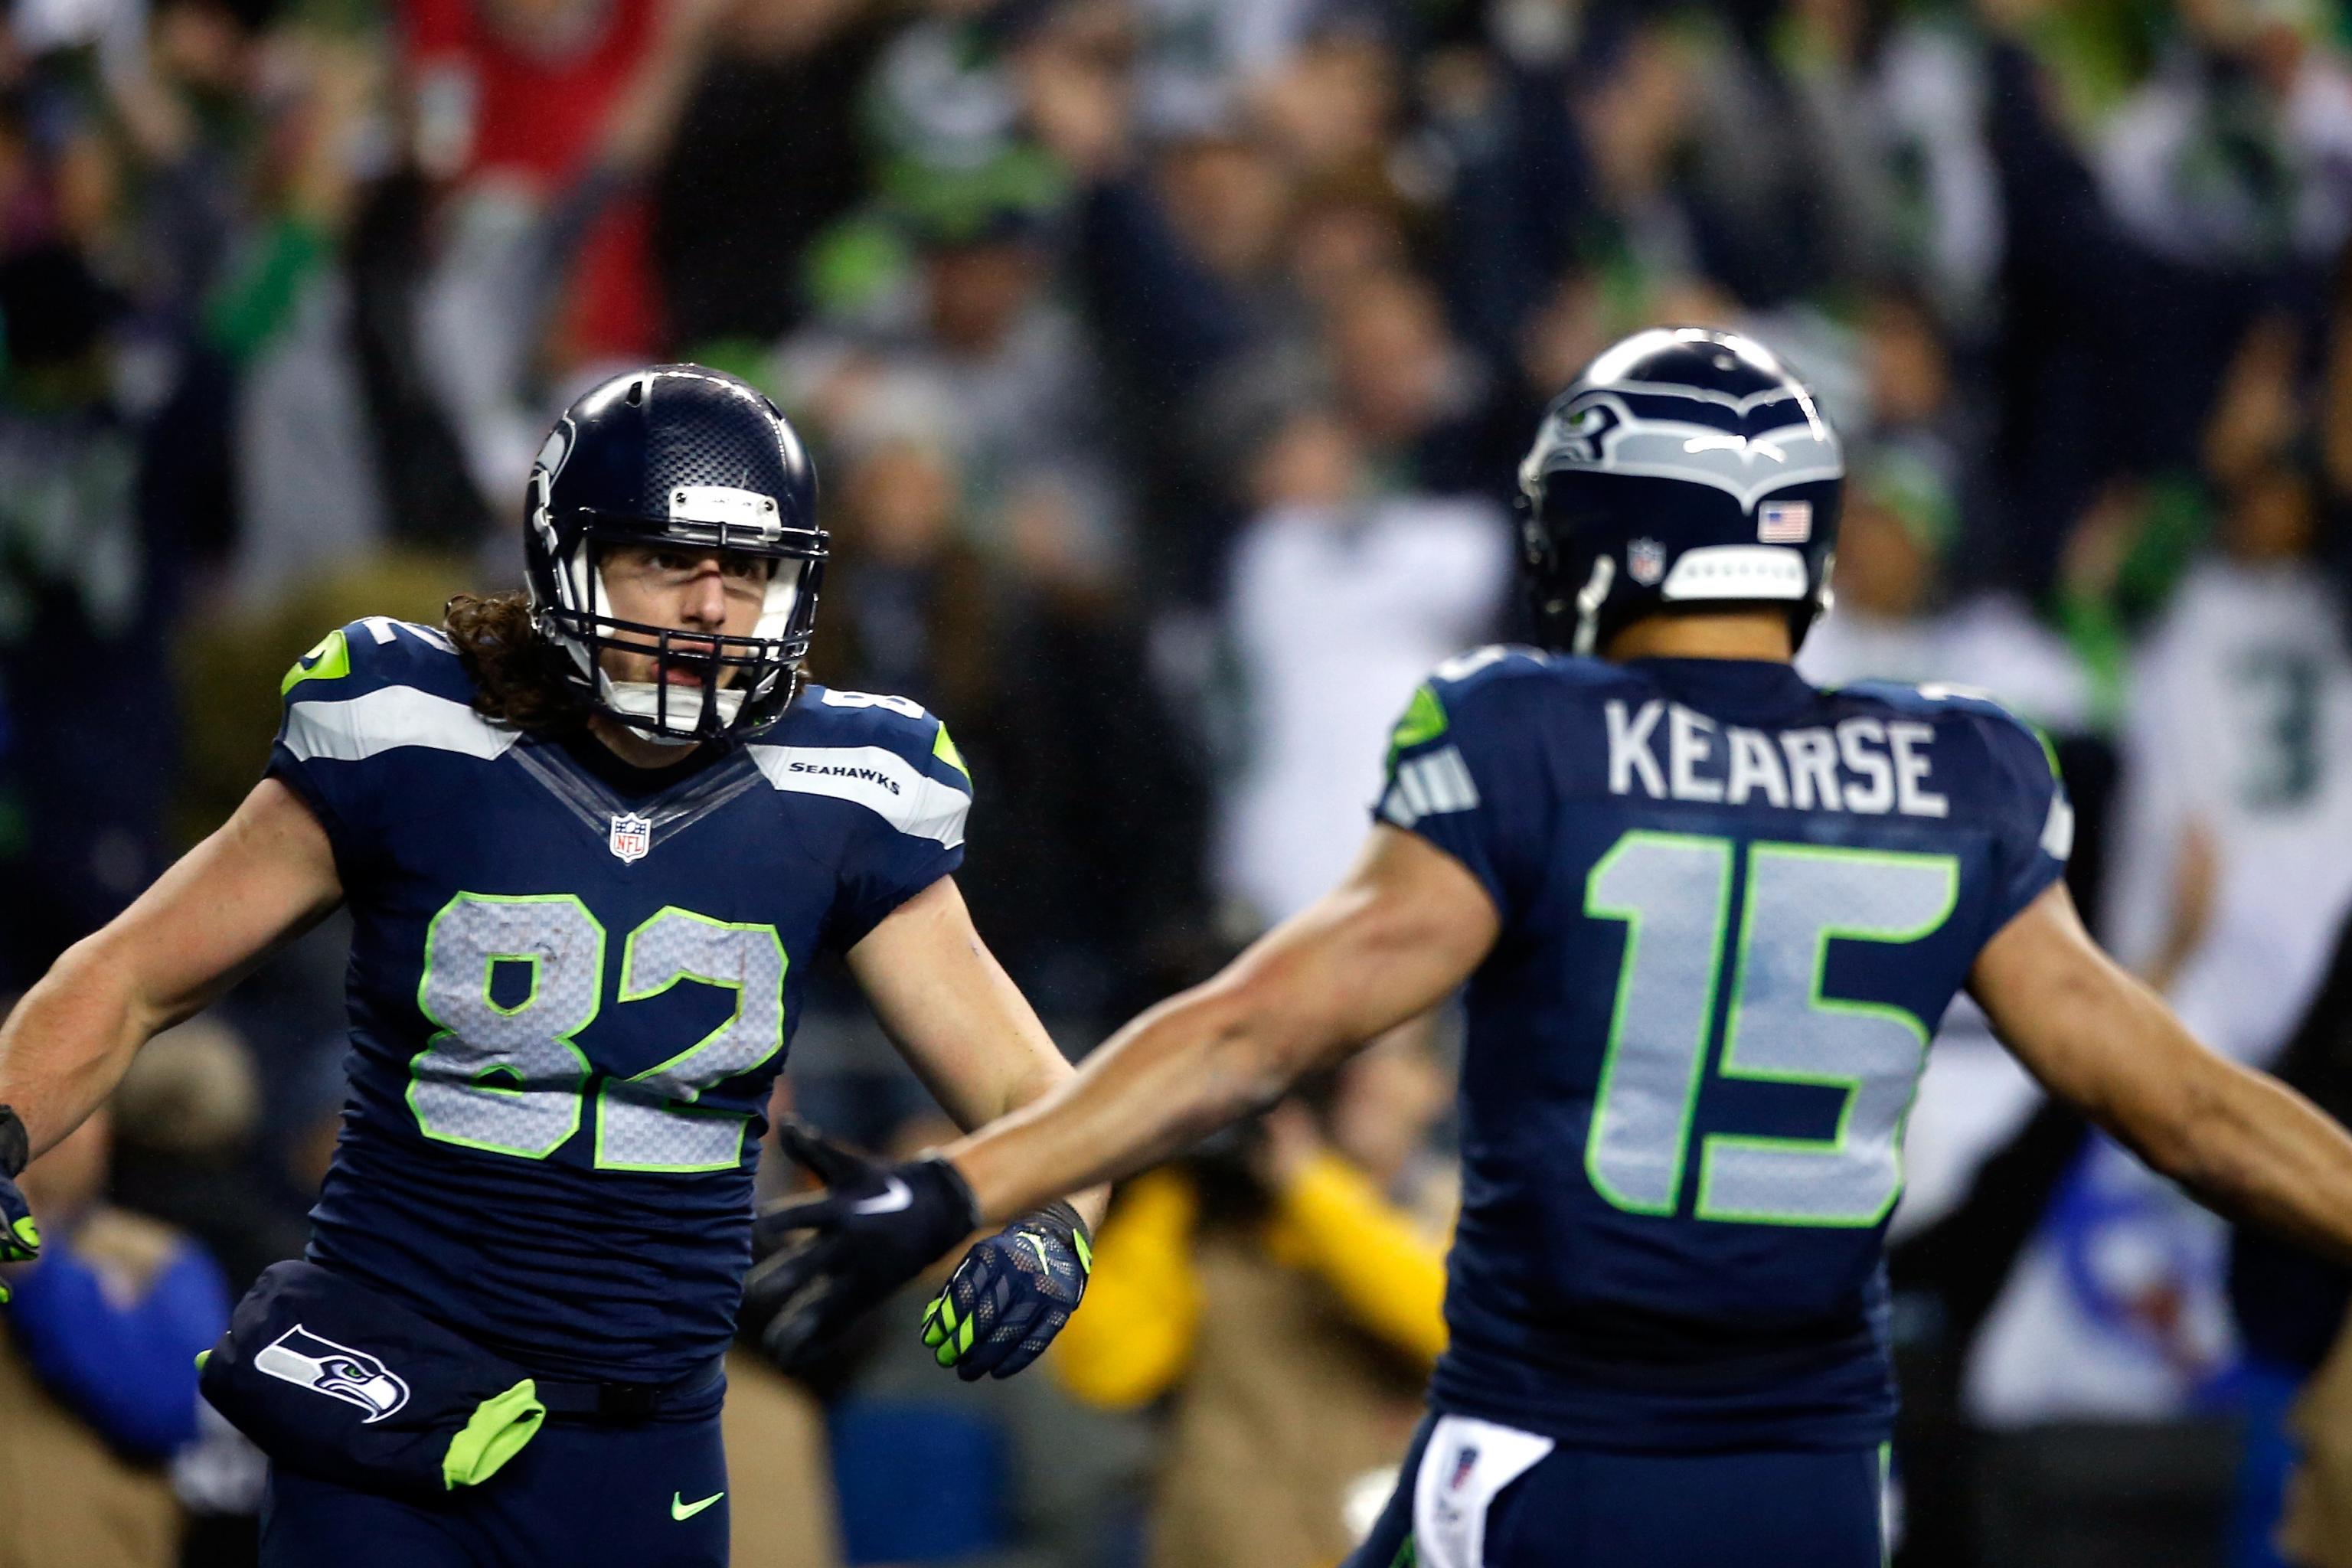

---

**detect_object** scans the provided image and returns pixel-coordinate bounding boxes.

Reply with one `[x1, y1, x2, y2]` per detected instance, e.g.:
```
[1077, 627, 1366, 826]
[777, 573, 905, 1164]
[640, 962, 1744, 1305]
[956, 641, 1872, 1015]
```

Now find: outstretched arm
[0, 778, 343, 1159]
[949, 825, 1500, 1226]
[1971, 879, 2352, 1265]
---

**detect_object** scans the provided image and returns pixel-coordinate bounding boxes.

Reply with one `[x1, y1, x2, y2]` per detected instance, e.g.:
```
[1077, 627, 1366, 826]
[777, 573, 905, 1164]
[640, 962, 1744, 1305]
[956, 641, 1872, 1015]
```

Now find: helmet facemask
[530, 475, 827, 743]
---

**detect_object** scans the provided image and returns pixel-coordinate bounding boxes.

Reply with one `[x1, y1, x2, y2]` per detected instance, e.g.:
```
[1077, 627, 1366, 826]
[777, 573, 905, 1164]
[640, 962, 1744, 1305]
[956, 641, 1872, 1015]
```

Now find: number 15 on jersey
[1583, 832, 1958, 1230]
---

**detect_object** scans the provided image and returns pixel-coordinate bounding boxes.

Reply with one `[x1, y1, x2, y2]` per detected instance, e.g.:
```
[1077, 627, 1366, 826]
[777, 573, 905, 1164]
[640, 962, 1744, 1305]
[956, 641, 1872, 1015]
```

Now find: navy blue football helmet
[1518, 327, 1843, 655]
[525, 365, 825, 741]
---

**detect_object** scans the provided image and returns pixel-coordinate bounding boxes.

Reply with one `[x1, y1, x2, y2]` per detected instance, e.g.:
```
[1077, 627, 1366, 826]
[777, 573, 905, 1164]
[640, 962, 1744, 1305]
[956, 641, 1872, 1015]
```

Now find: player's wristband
[0, 1107, 27, 1181]
[907, 1153, 984, 1250]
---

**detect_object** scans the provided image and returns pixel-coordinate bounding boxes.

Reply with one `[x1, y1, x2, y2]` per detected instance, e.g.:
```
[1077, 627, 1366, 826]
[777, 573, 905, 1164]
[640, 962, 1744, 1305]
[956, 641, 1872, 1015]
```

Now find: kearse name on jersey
[1606, 698, 1949, 817]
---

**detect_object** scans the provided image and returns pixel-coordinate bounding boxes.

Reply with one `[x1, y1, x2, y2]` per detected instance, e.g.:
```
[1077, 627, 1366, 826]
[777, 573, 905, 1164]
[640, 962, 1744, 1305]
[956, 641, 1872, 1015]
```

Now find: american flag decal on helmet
[1758, 500, 1812, 543]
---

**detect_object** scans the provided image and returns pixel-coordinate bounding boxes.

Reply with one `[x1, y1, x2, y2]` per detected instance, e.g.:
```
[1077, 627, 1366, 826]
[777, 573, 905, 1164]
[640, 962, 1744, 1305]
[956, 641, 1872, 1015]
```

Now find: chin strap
[596, 675, 745, 743]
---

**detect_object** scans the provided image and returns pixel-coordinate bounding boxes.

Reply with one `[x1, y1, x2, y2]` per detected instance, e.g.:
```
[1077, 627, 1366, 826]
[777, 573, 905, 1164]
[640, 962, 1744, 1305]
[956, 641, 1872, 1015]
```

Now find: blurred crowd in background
[2, 0, 2352, 1563]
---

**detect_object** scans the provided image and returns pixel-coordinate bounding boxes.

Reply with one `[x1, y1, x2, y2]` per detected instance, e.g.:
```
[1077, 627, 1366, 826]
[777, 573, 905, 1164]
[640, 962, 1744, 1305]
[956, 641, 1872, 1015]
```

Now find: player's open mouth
[659, 639, 724, 685]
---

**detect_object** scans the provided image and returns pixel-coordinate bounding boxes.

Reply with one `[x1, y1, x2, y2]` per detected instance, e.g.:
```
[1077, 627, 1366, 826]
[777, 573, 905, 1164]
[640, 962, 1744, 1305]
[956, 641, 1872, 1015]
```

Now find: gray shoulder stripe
[747, 744, 969, 847]
[1382, 746, 1481, 826]
[284, 686, 519, 763]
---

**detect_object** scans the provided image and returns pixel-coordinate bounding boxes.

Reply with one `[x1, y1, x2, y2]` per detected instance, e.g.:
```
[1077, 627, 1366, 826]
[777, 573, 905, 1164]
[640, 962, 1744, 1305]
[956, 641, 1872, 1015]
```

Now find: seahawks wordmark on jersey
[1377, 647, 2067, 1449]
[270, 617, 971, 1383]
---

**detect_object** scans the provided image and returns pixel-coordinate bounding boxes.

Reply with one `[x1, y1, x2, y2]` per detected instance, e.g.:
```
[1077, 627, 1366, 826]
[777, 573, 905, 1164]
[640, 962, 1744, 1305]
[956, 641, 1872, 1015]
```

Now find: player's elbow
[1182, 968, 1317, 1130]
[2115, 1092, 2209, 1191]
[33, 927, 133, 1030]
[57, 922, 169, 1037]
[2100, 1048, 2239, 1196]
[2154, 1058, 2282, 1203]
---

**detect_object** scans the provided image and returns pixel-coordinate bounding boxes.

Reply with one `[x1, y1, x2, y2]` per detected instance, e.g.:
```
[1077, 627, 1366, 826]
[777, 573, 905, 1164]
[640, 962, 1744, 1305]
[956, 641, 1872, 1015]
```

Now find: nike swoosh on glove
[0, 1106, 42, 1306]
[922, 1200, 1091, 1381]
[742, 1120, 978, 1376]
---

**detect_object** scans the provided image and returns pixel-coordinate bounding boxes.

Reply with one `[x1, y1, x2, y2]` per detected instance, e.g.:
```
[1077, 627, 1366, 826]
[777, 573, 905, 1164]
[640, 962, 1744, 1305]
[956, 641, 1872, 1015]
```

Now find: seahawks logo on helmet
[1524, 385, 1841, 514]
[253, 1325, 411, 1423]
[1549, 398, 1621, 465]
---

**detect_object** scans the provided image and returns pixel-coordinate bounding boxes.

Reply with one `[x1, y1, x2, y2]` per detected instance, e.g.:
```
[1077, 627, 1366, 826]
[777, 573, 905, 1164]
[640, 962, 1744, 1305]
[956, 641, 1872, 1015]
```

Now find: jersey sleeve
[266, 618, 490, 879]
[824, 710, 975, 949]
[1371, 649, 1554, 922]
[1974, 704, 2074, 936]
[267, 624, 377, 868]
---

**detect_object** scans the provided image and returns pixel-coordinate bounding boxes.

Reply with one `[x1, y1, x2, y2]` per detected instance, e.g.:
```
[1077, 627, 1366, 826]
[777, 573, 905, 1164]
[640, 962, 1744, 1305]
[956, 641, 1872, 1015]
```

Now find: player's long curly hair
[443, 591, 588, 732]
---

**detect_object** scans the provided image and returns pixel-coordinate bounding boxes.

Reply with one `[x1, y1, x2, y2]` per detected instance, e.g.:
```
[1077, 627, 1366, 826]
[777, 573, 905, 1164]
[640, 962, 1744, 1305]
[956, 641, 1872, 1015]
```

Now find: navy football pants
[262, 1407, 729, 1568]
[1346, 1412, 1885, 1568]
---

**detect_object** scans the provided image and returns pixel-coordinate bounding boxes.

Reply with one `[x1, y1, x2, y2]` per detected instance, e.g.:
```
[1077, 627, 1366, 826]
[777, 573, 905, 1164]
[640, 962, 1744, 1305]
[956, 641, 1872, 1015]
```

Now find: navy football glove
[0, 1106, 41, 1306]
[921, 1200, 1091, 1381]
[742, 1121, 979, 1376]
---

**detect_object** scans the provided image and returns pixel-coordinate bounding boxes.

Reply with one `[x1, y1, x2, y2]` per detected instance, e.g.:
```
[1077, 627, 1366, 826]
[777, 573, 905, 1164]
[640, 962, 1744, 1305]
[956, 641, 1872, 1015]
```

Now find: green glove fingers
[0, 1216, 38, 1305]
[920, 1293, 978, 1368]
[0, 1107, 36, 1291]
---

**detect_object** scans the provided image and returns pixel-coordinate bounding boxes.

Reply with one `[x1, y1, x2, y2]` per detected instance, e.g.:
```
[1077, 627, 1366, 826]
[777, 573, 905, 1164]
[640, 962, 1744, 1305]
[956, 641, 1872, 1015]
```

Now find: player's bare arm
[0, 776, 342, 1159]
[1972, 877, 2352, 1264]
[948, 825, 1498, 1225]
[844, 873, 1108, 1229]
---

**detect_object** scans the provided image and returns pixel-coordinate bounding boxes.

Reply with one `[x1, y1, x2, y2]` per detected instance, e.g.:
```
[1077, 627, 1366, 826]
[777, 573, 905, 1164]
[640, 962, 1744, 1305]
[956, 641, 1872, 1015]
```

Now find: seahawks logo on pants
[253, 1325, 412, 1423]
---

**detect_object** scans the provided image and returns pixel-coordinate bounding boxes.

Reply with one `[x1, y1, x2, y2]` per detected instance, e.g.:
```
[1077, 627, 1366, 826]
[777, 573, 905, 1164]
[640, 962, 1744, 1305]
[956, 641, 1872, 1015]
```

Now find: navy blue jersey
[268, 618, 972, 1384]
[1377, 648, 2070, 1450]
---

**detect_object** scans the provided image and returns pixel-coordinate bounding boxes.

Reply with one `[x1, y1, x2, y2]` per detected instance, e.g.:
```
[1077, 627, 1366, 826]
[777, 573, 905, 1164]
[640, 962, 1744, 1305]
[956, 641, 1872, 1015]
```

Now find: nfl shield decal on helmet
[609, 812, 652, 863]
[1758, 499, 1812, 543]
[253, 1325, 411, 1423]
[1627, 537, 1668, 586]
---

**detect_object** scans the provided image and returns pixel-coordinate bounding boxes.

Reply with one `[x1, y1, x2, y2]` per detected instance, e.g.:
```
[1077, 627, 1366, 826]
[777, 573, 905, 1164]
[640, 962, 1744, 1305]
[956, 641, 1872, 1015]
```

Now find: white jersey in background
[1214, 496, 1510, 926]
[2104, 558, 2352, 1067]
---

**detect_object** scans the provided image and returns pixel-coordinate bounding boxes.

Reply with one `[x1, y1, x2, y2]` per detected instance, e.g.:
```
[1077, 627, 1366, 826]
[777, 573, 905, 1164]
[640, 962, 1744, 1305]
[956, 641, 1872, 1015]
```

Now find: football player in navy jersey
[750, 329, 2352, 1566]
[0, 365, 1099, 1568]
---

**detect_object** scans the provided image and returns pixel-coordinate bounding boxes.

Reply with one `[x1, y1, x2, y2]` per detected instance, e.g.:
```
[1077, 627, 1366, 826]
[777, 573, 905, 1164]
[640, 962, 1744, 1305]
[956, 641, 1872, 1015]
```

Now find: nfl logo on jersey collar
[609, 812, 652, 862]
